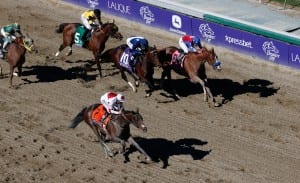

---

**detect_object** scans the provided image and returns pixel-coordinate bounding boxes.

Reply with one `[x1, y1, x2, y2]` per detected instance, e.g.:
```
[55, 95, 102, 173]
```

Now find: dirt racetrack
[0, 0, 300, 182]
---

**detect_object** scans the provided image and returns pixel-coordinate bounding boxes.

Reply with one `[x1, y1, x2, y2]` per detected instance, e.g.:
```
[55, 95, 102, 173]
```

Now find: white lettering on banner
[262, 41, 280, 61]
[107, 1, 130, 14]
[225, 35, 253, 48]
[291, 53, 300, 63]
[199, 24, 215, 42]
[86, 0, 99, 8]
[169, 27, 186, 35]
[140, 6, 155, 24]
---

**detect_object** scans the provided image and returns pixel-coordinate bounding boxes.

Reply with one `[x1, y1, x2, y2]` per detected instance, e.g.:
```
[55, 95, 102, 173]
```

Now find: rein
[21, 39, 33, 52]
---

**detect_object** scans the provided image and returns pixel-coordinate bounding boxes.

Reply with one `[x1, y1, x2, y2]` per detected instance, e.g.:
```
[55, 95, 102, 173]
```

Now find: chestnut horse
[69, 103, 152, 162]
[100, 44, 160, 97]
[156, 46, 222, 107]
[0, 35, 35, 88]
[55, 22, 123, 77]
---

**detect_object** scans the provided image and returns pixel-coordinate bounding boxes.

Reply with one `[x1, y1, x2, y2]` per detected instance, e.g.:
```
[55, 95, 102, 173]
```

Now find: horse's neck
[11, 39, 26, 53]
[196, 51, 209, 64]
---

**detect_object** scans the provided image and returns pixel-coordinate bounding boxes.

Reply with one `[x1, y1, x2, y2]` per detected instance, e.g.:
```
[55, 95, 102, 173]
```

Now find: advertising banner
[63, 0, 300, 70]
[191, 17, 290, 66]
[288, 45, 300, 69]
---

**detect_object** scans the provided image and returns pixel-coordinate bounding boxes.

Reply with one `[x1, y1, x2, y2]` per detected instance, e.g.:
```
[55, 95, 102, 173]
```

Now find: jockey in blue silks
[126, 36, 149, 66]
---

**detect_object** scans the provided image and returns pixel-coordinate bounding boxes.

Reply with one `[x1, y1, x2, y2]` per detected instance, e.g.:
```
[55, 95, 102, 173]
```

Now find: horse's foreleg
[110, 137, 126, 154]
[17, 66, 22, 77]
[203, 79, 220, 107]
[95, 56, 102, 78]
[9, 66, 14, 88]
[127, 136, 152, 162]
[191, 76, 220, 107]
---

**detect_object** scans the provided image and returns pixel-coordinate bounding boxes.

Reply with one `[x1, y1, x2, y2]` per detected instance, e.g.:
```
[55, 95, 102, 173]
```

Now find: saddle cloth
[74, 26, 88, 47]
[91, 104, 110, 126]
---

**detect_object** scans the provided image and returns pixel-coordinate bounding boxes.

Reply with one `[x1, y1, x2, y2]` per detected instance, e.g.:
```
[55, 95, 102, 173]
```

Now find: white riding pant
[179, 37, 189, 53]
[81, 15, 92, 30]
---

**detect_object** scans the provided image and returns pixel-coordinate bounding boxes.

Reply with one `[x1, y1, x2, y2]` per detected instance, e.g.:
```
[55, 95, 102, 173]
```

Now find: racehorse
[69, 103, 152, 162]
[55, 21, 123, 77]
[0, 34, 35, 88]
[156, 46, 222, 107]
[100, 44, 160, 97]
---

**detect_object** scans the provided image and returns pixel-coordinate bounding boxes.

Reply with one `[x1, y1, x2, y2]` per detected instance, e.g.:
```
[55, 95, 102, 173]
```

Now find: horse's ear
[113, 19, 115, 24]
[153, 45, 156, 49]
[136, 108, 139, 114]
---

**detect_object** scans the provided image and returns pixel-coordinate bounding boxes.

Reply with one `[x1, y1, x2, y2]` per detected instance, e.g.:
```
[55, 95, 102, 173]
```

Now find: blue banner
[63, 0, 300, 70]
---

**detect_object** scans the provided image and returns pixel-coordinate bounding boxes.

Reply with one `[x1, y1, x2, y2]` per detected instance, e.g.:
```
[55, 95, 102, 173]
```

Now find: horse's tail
[55, 23, 82, 33]
[69, 107, 87, 128]
[55, 23, 69, 33]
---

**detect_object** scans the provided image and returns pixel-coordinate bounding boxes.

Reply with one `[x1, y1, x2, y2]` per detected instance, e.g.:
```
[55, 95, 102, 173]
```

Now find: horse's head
[101, 22, 123, 40]
[123, 109, 147, 132]
[200, 47, 221, 71]
[15, 35, 35, 53]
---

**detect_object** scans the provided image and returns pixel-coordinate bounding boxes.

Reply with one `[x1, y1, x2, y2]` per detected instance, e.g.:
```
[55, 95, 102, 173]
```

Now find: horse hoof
[145, 92, 151, 97]
[214, 102, 221, 107]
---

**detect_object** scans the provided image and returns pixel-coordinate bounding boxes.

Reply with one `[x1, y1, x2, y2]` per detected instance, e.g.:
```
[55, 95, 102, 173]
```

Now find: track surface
[0, 0, 299, 182]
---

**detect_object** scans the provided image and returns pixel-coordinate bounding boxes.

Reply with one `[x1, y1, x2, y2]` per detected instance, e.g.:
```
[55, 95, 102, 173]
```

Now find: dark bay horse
[156, 46, 222, 107]
[0, 35, 35, 88]
[55, 22, 123, 77]
[69, 103, 152, 162]
[100, 44, 160, 97]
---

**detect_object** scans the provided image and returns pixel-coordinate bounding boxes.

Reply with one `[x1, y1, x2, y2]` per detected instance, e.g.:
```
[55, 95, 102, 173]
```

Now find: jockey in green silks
[1, 22, 23, 52]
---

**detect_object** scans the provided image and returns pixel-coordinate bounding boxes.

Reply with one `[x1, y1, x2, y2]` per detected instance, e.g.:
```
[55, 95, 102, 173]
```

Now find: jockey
[177, 35, 202, 61]
[99, 92, 125, 135]
[126, 36, 149, 66]
[1, 23, 23, 52]
[80, 9, 103, 40]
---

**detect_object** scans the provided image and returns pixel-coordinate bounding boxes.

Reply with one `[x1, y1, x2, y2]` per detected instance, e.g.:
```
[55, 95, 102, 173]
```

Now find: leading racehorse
[100, 44, 160, 97]
[156, 46, 222, 107]
[69, 103, 152, 162]
[55, 21, 123, 77]
[0, 34, 35, 88]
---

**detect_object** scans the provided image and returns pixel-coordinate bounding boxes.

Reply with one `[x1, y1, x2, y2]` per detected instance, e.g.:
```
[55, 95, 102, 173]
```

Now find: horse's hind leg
[55, 44, 65, 57]
[91, 125, 113, 158]
[55, 44, 72, 57]
[121, 71, 137, 92]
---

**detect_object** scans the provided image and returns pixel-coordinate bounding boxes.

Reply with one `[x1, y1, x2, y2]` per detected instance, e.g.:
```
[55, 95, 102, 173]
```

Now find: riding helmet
[93, 9, 101, 19]
[193, 36, 200, 45]
[14, 22, 20, 30]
